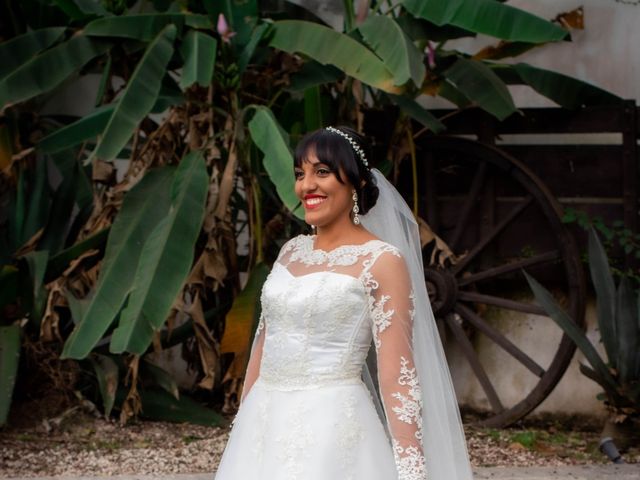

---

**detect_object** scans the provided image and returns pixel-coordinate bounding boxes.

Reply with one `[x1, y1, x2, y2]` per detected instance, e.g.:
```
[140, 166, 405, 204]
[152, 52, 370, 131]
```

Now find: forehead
[296, 148, 325, 166]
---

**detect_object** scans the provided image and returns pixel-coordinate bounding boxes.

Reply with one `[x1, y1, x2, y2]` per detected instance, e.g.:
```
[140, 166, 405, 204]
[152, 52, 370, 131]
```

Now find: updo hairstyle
[294, 126, 379, 215]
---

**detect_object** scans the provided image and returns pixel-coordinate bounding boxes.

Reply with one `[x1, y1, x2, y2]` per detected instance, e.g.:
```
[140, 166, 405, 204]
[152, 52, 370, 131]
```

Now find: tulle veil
[360, 169, 474, 480]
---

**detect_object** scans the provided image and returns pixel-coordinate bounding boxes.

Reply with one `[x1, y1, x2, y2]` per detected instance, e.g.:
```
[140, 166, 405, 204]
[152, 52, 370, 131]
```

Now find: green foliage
[0, 0, 623, 426]
[359, 15, 425, 88]
[90, 353, 119, 418]
[0, 27, 66, 80]
[138, 389, 224, 426]
[109, 152, 208, 354]
[401, 0, 568, 42]
[0, 35, 110, 106]
[562, 207, 640, 283]
[92, 24, 177, 161]
[0, 326, 20, 425]
[62, 167, 175, 359]
[248, 106, 304, 218]
[268, 20, 400, 94]
[443, 58, 517, 121]
[525, 229, 640, 418]
[179, 30, 217, 89]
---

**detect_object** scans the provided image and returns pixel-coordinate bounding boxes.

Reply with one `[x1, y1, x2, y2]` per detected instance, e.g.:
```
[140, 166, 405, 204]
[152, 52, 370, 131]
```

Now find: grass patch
[510, 431, 537, 449]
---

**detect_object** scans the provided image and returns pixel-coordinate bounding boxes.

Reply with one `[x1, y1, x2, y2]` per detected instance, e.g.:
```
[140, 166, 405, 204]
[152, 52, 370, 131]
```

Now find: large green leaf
[443, 57, 516, 121]
[0, 326, 20, 425]
[179, 30, 217, 90]
[0, 27, 66, 81]
[84, 14, 185, 41]
[139, 389, 224, 426]
[389, 94, 445, 133]
[92, 24, 176, 162]
[303, 85, 325, 132]
[22, 250, 49, 323]
[0, 35, 109, 107]
[53, 0, 109, 20]
[142, 358, 179, 399]
[511, 63, 623, 109]
[22, 159, 51, 245]
[359, 15, 425, 88]
[248, 106, 303, 218]
[616, 277, 638, 383]
[587, 228, 617, 365]
[61, 167, 174, 359]
[524, 271, 618, 393]
[38, 166, 79, 254]
[268, 20, 400, 94]
[396, 14, 473, 42]
[110, 152, 208, 354]
[39, 88, 184, 155]
[0, 267, 19, 312]
[287, 61, 343, 92]
[402, 0, 567, 43]
[38, 104, 115, 154]
[90, 353, 118, 417]
[238, 23, 270, 74]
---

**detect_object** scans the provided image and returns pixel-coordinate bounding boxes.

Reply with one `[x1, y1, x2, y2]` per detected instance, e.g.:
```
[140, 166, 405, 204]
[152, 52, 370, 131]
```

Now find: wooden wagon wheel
[407, 136, 587, 428]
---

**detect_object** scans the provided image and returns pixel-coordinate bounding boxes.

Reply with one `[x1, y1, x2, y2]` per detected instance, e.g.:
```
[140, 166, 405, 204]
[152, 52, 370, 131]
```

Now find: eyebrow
[295, 160, 327, 168]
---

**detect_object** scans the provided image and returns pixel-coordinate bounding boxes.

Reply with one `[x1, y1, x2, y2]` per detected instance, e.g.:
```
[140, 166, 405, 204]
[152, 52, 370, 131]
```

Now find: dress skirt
[214, 378, 399, 480]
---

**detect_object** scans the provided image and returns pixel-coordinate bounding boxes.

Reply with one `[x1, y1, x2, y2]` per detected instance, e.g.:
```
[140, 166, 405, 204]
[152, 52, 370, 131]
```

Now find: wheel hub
[424, 267, 458, 316]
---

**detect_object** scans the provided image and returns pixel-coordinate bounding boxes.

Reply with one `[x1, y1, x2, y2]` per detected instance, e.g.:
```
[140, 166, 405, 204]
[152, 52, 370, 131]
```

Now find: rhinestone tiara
[325, 126, 369, 169]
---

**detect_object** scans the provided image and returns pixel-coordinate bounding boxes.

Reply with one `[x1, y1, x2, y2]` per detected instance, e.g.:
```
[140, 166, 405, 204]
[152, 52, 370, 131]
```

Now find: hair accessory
[351, 189, 360, 225]
[325, 126, 369, 169]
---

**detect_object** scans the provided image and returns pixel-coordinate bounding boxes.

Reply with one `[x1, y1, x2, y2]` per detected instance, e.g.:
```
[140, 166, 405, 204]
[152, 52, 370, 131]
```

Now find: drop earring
[352, 190, 360, 225]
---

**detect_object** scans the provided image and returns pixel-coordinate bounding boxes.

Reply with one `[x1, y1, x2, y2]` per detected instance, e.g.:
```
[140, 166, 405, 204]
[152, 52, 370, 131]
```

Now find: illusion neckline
[307, 234, 382, 254]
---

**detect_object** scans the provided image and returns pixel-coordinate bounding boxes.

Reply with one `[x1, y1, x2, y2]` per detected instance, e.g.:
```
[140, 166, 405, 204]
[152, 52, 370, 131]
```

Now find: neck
[314, 215, 363, 249]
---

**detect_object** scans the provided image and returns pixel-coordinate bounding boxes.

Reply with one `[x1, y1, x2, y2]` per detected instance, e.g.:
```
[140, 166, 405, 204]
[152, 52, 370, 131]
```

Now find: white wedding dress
[215, 234, 427, 480]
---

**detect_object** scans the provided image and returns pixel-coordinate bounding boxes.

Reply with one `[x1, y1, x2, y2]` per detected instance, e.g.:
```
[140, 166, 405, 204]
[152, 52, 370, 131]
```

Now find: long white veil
[361, 169, 474, 480]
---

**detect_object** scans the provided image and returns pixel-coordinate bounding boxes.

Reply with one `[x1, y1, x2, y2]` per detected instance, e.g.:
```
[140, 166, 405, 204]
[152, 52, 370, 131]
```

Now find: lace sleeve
[367, 250, 426, 480]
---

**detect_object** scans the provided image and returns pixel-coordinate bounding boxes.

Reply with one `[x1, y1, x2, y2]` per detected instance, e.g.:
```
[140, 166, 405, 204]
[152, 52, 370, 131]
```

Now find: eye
[294, 169, 304, 179]
[316, 167, 331, 176]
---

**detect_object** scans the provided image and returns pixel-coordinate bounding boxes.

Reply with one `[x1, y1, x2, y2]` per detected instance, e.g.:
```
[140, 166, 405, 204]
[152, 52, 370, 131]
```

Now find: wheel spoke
[452, 195, 534, 275]
[449, 162, 487, 251]
[458, 250, 560, 286]
[458, 291, 546, 316]
[445, 313, 505, 414]
[455, 304, 546, 378]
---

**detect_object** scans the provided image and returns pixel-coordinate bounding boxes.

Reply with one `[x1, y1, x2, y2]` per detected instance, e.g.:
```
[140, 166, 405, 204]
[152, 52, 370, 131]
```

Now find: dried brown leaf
[119, 355, 141, 425]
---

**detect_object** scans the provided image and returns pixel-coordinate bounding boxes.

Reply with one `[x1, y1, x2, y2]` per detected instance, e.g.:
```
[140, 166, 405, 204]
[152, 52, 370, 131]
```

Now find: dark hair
[294, 126, 379, 214]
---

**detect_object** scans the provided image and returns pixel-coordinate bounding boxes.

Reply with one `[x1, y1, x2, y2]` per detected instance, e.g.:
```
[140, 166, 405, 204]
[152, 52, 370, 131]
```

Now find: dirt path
[1, 411, 638, 477]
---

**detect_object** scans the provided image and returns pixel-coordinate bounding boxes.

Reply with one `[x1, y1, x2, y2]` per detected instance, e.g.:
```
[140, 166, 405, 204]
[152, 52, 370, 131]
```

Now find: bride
[214, 126, 474, 480]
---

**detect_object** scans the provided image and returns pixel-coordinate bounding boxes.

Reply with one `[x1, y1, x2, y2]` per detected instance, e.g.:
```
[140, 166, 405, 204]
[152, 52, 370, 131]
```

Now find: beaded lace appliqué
[392, 440, 427, 480]
[281, 235, 383, 267]
[392, 356, 424, 440]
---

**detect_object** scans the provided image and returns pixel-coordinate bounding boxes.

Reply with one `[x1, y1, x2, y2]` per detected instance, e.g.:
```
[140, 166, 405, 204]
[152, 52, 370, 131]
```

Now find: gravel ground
[1, 411, 638, 477]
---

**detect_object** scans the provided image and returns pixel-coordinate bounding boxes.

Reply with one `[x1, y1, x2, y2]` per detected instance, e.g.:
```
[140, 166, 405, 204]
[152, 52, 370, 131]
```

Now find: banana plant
[0, 0, 624, 426]
[525, 228, 640, 418]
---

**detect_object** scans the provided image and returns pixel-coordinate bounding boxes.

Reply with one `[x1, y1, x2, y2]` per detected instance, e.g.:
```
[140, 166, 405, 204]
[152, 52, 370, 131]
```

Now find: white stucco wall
[447, 296, 608, 417]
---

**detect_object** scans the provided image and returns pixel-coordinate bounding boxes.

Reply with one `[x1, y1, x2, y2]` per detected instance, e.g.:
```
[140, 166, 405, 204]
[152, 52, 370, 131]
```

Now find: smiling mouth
[304, 196, 327, 209]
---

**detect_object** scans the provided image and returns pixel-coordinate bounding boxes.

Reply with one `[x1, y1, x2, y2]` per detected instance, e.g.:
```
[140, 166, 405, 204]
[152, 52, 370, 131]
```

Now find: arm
[369, 251, 426, 480]
[240, 312, 266, 404]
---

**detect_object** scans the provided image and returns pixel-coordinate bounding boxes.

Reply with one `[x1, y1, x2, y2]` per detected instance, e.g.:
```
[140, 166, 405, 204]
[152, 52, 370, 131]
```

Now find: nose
[300, 172, 317, 193]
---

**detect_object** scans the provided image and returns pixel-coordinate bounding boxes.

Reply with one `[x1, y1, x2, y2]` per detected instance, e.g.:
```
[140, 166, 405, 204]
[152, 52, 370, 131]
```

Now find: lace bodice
[242, 234, 426, 480]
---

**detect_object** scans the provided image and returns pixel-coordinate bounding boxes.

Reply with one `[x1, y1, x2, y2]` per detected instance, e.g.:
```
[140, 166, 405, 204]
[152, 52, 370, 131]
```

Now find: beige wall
[447, 296, 608, 417]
